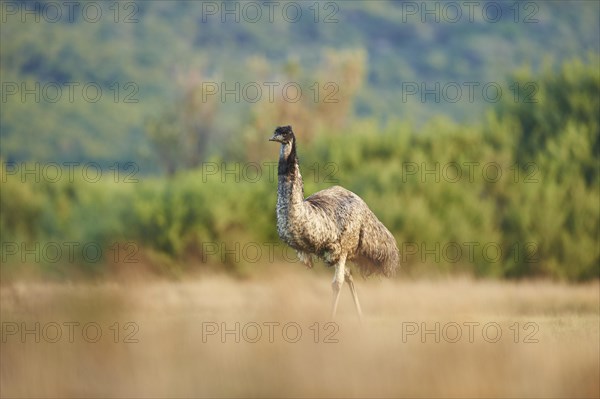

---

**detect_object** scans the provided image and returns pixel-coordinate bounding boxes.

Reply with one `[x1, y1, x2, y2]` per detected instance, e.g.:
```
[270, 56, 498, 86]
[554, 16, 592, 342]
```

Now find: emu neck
[277, 139, 305, 209]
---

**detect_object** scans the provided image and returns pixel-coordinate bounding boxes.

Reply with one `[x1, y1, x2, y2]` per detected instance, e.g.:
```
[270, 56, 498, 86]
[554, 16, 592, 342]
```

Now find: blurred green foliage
[1, 58, 598, 280]
[1, 2, 598, 280]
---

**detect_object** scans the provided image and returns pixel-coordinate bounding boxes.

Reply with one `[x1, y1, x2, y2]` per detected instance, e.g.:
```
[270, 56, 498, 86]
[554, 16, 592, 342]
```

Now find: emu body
[269, 126, 399, 319]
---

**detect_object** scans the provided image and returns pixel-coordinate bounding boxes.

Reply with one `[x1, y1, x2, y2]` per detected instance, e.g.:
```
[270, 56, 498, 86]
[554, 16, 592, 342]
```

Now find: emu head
[269, 125, 295, 144]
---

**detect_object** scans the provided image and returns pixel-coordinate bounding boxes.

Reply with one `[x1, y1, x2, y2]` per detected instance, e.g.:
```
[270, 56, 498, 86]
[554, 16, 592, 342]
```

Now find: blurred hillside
[1, 0, 599, 168]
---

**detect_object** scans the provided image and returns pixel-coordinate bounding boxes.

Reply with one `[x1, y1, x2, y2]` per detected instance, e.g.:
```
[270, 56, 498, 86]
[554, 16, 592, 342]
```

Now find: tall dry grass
[1, 269, 599, 398]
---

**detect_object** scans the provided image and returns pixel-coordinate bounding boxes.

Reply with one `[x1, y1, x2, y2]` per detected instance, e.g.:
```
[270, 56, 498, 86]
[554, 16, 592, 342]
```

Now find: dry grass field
[1, 268, 599, 398]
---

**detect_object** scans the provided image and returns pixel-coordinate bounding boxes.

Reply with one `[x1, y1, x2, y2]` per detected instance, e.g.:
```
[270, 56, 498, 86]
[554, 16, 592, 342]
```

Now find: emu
[269, 125, 399, 319]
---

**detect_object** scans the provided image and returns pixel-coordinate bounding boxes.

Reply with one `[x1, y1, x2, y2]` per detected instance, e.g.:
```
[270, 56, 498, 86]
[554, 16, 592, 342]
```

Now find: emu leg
[330, 256, 346, 319]
[345, 269, 363, 320]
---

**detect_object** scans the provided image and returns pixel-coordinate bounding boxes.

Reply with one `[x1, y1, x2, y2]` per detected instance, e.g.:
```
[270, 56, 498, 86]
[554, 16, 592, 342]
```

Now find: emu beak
[269, 134, 281, 142]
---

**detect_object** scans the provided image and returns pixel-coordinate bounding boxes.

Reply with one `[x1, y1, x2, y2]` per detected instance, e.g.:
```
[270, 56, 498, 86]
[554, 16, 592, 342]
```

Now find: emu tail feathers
[355, 211, 399, 278]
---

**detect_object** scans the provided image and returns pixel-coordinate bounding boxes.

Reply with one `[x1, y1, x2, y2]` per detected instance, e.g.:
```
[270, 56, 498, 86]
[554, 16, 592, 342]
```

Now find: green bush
[1, 58, 598, 280]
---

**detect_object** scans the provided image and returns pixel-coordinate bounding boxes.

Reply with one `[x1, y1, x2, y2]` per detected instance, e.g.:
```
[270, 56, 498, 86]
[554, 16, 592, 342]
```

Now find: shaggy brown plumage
[269, 126, 399, 318]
